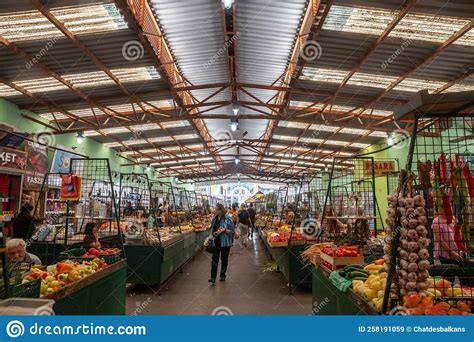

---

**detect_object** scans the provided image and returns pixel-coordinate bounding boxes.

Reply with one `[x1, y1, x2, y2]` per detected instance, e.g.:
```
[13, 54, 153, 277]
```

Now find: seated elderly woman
[6, 238, 42, 265]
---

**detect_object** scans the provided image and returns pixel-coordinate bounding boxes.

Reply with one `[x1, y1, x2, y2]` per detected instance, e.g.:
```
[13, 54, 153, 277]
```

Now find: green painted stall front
[195, 230, 210, 252]
[125, 231, 207, 287]
[311, 267, 366, 315]
[261, 235, 312, 291]
[50, 260, 127, 315]
[124, 244, 163, 285]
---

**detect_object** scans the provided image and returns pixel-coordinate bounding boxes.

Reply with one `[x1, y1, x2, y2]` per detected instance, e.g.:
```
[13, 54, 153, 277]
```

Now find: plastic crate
[99, 252, 123, 264]
[59, 248, 122, 265]
[11, 278, 41, 298]
[58, 248, 86, 259]
[0, 298, 54, 315]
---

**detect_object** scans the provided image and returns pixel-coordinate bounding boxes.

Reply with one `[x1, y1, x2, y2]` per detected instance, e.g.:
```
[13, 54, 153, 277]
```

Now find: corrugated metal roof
[0, 0, 472, 178]
[234, 0, 307, 161]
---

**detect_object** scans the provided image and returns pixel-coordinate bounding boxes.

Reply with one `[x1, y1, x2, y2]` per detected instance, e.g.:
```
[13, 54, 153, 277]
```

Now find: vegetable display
[384, 170, 431, 298]
[81, 248, 121, 258]
[24, 259, 107, 297]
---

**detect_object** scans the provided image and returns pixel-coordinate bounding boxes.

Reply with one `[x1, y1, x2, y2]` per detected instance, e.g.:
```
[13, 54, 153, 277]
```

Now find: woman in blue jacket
[209, 203, 235, 283]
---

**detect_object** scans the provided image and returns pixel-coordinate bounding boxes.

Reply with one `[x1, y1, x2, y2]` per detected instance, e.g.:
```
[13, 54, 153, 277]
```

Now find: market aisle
[126, 235, 312, 315]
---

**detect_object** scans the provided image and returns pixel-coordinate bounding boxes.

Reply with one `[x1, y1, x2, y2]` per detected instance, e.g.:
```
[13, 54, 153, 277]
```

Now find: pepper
[439, 154, 447, 184]
[461, 163, 474, 198]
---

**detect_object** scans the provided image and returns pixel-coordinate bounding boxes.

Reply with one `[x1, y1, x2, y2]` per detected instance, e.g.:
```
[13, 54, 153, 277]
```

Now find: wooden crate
[320, 252, 364, 271]
[267, 240, 288, 248]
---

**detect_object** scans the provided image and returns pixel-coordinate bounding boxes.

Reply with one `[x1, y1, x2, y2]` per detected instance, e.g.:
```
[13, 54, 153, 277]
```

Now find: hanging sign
[25, 141, 48, 174]
[0, 147, 27, 170]
[364, 160, 396, 176]
[24, 141, 49, 190]
[50, 145, 84, 174]
[23, 173, 45, 191]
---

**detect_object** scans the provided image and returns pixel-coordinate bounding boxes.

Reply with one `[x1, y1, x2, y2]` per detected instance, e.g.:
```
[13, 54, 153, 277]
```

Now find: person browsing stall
[431, 207, 462, 264]
[83, 222, 101, 250]
[12, 203, 35, 240]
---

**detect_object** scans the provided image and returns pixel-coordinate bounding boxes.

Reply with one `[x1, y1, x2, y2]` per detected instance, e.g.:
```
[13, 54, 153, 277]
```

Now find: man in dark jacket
[12, 203, 34, 240]
[247, 203, 256, 236]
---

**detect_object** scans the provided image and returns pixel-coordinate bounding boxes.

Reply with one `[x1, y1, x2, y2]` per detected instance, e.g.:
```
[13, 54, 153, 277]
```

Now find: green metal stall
[261, 232, 312, 294]
[125, 232, 201, 291]
[311, 265, 377, 315]
[44, 260, 127, 315]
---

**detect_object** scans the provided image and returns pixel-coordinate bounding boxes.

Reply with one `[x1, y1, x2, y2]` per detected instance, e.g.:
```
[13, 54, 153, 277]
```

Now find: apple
[49, 280, 61, 288]
[40, 284, 48, 295]
[44, 276, 55, 283]
[57, 273, 68, 282]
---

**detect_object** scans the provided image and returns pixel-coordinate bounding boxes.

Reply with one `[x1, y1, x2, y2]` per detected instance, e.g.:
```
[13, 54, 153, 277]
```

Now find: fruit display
[320, 245, 363, 271]
[384, 170, 431, 298]
[180, 223, 194, 233]
[155, 226, 182, 245]
[401, 293, 472, 315]
[425, 277, 471, 298]
[267, 232, 288, 246]
[352, 268, 388, 311]
[267, 231, 306, 246]
[143, 228, 160, 245]
[300, 243, 332, 265]
[277, 224, 290, 234]
[192, 219, 206, 231]
[321, 245, 359, 258]
[24, 260, 107, 297]
[81, 248, 121, 258]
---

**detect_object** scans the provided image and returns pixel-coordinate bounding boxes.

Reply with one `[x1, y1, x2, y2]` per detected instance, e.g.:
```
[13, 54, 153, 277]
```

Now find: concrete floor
[126, 235, 312, 315]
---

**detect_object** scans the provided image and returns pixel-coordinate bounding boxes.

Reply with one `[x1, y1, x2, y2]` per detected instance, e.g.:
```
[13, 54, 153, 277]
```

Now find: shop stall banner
[0, 147, 27, 170]
[364, 160, 396, 176]
[50, 145, 84, 174]
[24, 141, 49, 190]
[25, 141, 48, 174]
[23, 173, 45, 191]
[0, 316, 472, 342]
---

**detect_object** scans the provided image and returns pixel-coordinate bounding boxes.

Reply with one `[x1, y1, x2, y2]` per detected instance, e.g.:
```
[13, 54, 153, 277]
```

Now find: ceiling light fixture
[230, 120, 238, 132]
[146, 164, 151, 172]
[387, 133, 393, 146]
[223, 0, 233, 9]
[234, 157, 240, 165]
[76, 132, 84, 145]
[232, 105, 239, 116]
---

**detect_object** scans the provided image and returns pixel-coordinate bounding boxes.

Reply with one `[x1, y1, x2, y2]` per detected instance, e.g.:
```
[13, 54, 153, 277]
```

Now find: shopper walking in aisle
[227, 203, 238, 225]
[12, 203, 35, 240]
[247, 203, 256, 237]
[209, 203, 235, 284]
[236, 204, 250, 248]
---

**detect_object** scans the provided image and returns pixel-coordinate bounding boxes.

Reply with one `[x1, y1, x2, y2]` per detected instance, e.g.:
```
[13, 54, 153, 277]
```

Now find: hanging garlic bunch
[383, 171, 431, 298]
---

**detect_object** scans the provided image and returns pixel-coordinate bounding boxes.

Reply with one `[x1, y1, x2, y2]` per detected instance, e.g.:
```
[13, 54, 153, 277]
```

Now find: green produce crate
[59, 248, 86, 258]
[58, 248, 123, 264]
[11, 278, 41, 298]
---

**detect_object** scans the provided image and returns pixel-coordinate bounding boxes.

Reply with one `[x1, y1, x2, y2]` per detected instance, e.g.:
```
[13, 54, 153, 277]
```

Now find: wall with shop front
[0, 99, 193, 192]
